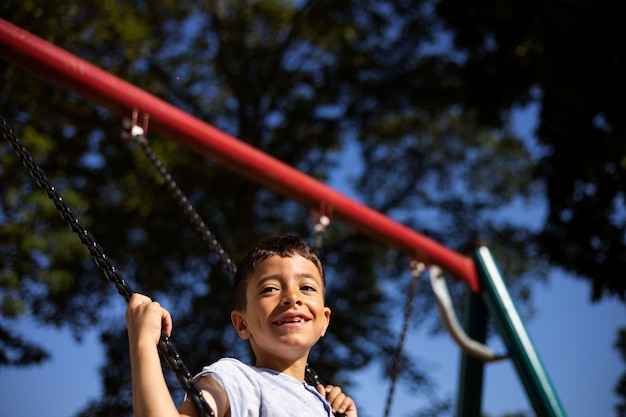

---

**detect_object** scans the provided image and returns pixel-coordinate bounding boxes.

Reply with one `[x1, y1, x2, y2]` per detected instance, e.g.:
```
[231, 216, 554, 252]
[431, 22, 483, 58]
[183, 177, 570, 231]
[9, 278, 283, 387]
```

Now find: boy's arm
[126, 293, 227, 417]
[178, 376, 230, 417]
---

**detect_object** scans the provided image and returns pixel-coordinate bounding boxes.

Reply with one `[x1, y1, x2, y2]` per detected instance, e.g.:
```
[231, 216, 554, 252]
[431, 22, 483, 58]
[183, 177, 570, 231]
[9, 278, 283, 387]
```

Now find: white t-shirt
[195, 358, 333, 417]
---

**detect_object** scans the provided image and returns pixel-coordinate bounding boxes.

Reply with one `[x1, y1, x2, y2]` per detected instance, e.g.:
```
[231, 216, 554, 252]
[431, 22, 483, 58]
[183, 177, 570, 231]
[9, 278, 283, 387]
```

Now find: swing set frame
[0, 18, 566, 417]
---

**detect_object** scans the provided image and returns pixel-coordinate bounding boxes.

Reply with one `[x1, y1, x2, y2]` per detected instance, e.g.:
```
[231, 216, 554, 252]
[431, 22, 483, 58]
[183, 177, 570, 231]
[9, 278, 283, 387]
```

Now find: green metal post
[456, 288, 488, 417]
[473, 246, 567, 417]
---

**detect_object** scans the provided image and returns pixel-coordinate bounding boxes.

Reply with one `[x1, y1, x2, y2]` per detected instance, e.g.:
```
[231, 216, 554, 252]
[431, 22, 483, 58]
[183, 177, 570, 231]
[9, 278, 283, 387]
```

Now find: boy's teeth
[279, 318, 301, 324]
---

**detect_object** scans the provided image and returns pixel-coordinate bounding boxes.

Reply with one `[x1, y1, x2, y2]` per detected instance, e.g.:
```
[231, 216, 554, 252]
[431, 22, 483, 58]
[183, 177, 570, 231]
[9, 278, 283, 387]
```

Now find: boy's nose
[282, 292, 302, 306]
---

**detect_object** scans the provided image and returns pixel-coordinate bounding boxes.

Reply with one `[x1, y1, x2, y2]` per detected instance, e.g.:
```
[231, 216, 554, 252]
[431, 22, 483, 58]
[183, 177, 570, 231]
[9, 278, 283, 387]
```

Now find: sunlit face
[231, 255, 331, 367]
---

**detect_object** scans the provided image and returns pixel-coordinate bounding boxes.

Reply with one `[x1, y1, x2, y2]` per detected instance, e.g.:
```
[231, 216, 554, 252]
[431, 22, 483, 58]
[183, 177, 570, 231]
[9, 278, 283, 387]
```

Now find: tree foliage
[436, 0, 626, 301]
[1, 1, 623, 416]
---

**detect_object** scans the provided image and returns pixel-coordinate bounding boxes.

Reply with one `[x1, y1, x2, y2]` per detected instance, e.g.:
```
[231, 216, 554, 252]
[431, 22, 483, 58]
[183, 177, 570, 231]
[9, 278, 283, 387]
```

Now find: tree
[0, 1, 581, 416]
[435, 0, 626, 301]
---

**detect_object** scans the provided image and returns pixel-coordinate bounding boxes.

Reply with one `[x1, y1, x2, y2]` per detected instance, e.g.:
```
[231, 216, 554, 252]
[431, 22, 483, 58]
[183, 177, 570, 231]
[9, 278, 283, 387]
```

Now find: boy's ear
[320, 306, 331, 337]
[231, 310, 251, 340]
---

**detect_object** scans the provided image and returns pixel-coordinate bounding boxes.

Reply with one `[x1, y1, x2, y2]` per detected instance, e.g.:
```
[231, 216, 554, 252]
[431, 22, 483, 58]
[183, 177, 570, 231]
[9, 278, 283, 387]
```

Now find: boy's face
[231, 254, 331, 368]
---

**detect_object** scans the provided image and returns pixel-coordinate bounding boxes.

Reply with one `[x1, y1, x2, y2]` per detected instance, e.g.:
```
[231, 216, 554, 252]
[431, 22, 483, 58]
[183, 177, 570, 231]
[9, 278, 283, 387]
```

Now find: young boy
[126, 235, 358, 417]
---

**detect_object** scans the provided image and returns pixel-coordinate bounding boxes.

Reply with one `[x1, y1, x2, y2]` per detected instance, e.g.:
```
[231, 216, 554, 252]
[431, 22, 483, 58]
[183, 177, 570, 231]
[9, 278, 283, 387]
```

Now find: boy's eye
[261, 287, 279, 293]
[301, 285, 316, 292]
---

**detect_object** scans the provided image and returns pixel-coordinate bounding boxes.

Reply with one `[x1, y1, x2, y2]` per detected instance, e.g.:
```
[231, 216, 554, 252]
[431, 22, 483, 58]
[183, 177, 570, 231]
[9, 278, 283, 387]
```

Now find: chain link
[383, 260, 424, 417]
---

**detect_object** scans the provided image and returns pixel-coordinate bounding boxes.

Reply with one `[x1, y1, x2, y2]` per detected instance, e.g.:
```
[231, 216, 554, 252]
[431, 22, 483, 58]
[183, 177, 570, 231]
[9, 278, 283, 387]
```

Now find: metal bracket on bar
[122, 109, 150, 143]
[310, 202, 333, 230]
[430, 265, 508, 362]
[310, 203, 333, 254]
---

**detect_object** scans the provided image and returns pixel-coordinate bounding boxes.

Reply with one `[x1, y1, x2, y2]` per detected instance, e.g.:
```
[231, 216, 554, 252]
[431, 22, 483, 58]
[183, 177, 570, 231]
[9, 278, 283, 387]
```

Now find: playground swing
[120, 117, 524, 417]
[0, 18, 570, 417]
[1, 111, 514, 417]
[122, 113, 355, 416]
[3, 114, 418, 417]
[120, 119, 498, 417]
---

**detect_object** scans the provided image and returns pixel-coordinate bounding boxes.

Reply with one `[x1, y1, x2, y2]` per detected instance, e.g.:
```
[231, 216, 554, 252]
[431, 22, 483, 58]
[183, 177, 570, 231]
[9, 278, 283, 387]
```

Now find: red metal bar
[0, 18, 479, 292]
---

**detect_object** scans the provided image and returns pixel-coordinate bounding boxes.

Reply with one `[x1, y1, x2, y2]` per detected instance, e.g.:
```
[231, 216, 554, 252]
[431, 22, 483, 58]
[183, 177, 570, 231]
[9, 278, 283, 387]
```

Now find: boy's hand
[126, 293, 172, 347]
[317, 384, 358, 417]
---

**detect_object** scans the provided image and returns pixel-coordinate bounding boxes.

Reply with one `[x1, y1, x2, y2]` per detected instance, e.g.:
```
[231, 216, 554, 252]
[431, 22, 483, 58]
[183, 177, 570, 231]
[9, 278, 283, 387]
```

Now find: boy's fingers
[128, 293, 152, 307]
[337, 396, 354, 414]
[325, 385, 342, 402]
[126, 293, 173, 337]
[161, 309, 173, 336]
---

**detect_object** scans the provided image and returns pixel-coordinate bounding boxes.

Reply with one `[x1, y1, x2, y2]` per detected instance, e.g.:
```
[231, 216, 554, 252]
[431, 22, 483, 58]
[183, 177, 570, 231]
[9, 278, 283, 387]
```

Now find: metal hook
[122, 109, 150, 144]
[310, 203, 333, 255]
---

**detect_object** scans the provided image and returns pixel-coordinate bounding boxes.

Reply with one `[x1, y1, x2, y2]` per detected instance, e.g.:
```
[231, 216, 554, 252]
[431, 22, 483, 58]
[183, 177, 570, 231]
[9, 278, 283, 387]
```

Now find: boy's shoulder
[198, 357, 305, 390]
[198, 358, 269, 381]
[199, 357, 252, 377]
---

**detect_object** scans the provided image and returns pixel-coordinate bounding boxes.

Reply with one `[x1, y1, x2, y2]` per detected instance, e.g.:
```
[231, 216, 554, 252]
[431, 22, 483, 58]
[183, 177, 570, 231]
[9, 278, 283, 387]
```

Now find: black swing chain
[0, 116, 215, 417]
[382, 261, 424, 417]
[127, 132, 237, 278]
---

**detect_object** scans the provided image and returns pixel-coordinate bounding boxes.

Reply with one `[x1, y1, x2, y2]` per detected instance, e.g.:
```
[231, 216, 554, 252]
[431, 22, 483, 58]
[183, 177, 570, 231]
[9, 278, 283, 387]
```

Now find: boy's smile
[231, 254, 331, 372]
[273, 312, 310, 327]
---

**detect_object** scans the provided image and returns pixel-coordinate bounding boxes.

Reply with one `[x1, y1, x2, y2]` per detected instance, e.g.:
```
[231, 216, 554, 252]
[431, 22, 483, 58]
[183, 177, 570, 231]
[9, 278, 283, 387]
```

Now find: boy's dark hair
[233, 235, 324, 310]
